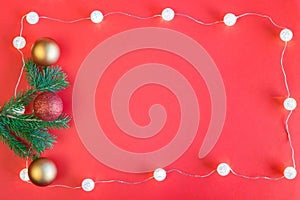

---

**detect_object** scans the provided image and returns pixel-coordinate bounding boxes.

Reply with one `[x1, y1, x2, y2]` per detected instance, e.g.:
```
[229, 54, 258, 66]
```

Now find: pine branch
[1, 88, 37, 114]
[14, 129, 56, 158]
[0, 58, 71, 159]
[25, 59, 69, 92]
[0, 121, 30, 158]
[1, 114, 71, 130]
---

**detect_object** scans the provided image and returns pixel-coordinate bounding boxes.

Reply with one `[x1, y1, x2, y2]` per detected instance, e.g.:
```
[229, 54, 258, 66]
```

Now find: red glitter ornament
[33, 92, 63, 121]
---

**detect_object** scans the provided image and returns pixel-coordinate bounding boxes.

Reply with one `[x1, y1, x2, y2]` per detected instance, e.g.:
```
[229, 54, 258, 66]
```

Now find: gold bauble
[28, 157, 57, 186]
[31, 38, 60, 66]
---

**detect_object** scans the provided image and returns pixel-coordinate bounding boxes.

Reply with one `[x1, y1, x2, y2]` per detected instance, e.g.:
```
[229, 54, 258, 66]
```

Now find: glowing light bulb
[280, 29, 293, 42]
[284, 166, 297, 180]
[81, 178, 95, 192]
[13, 36, 26, 49]
[217, 163, 231, 176]
[26, 12, 39, 25]
[223, 13, 237, 26]
[19, 168, 30, 182]
[90, 10, 104, 23]
[162, 8, 175, 21]
[153, 168, 167, 181]
[284, 97, 297, 111]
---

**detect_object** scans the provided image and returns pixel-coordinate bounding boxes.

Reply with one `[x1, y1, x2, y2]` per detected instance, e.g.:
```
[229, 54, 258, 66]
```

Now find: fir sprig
[0, 121, 30, 158]
[25, 59, 69, 92]
[0, 59, 70, 159]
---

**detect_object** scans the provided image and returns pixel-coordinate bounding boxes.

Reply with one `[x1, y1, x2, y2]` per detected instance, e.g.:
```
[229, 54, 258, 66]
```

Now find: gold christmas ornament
[28, 157, 57, 186]
[31, 38, 60, 66]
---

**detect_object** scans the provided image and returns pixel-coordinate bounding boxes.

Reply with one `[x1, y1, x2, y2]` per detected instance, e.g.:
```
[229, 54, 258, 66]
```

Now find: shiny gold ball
[31, 38, 60, 66]
[28, 157, 57, 186]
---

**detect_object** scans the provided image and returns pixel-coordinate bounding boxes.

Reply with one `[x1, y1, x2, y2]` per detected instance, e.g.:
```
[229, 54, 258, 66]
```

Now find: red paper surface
[0, 0, 300, 199]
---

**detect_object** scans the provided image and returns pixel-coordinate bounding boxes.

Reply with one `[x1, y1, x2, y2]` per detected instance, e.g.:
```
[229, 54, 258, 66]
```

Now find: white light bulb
[81, 178, 95, 192]
[153, 168, 167, 181]
[280, 29, 293, 42]
[90, 10, 104, 24]
[26, 12, 39, 25]
[162, 8, 175, 21]
[223, 13, 237, 26]
[13, 36, 26, 49]
[217, 163, 231, 176]
[284, 97, 297, 111]
[19, 168, 30, 182]
[12, 105, 25, 115]
[284, 166, 297, 180]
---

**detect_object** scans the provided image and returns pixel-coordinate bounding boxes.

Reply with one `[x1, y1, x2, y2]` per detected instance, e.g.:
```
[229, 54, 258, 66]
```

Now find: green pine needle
[25, 59, 69, 92]
[0, 121, 30, 158]
[0, 58, 70, 159]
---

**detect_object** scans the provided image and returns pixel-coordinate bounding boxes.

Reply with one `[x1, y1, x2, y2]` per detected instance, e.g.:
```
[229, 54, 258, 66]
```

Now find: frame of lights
[12, 8, 297, 192]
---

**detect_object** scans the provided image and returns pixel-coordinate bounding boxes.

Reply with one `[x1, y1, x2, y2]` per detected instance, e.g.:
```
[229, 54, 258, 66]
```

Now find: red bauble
[33, 92, 63, 121]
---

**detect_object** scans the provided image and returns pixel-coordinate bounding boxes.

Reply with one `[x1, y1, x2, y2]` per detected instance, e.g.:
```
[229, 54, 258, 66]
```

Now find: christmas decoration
[28, 157, 57, 186]
[0, 59, 70, 159]
[31, 38, 60, 66]
[34, 92, 63, 121]
[8, 7, 298, 195]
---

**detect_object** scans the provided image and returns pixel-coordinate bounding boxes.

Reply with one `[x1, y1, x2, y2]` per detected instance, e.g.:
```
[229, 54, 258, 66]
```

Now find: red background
[0, 0, 300, 199]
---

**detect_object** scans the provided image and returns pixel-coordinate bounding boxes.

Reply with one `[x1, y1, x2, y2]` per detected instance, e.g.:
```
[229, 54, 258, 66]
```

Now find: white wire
[175, 13, 223, 26]
[19, 15, 26, 36]
[104, 12, 161, 20]
[280, 42, 290, 97]
[95, 176, 154, 185]
[14, 49, 26, 97]
[47, 184, 82, 189]
[167, 168, 216, 178]
[39, 16, 90, 23]
[285, 111, 296, 168]
[231, 169, 284, 181]
[236, 12, 286, 29]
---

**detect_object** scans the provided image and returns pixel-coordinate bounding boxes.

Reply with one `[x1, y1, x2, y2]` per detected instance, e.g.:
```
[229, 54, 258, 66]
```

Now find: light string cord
[39, 16, 90, 24]
[45, 169, 215, 189]
[279, 41, 296, 169]
[236, 12, 286, 29]
[14, 10, 296, 189]
[95, 176, 154, 185]
[167, 169, 216, 178]
[14, 15, 26, 97]
[286, 110, 296, 168]
[230, 169, 285, 181]
[281, 42, 290, 97]
[104, 12, 161, 20]
[175, 13, 223, 25]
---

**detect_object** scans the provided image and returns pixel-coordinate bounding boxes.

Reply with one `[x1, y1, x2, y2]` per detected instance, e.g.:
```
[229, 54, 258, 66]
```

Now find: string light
[11, 105, 26, 115]
[19, 168, 30, 182]
[284, 97, 297, 111]
[161, 8, 175, 21]
[223, 13, 237, 26]
[13, 36, 26, 49]
[26, 11, 39, 25]
[153, 168, 167, 181]
[90, 10, 104, 24]
[280, 28, 293, 42]
[284, 167, 297, 180]
[217, 163, 231, 176]
[81, 178, 95, 192]
[11, 8, 297, 190]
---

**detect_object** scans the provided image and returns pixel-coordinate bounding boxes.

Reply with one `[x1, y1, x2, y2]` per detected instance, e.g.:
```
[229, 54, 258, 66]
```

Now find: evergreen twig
[0, 59, 70, 159]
